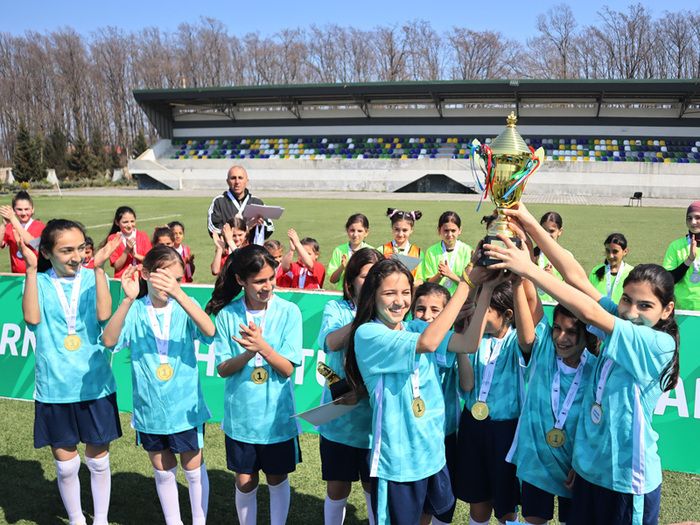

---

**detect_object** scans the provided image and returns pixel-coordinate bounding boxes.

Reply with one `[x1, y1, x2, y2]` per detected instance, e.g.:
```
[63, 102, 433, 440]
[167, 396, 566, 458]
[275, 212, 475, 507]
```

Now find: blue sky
[2, 1, 697, 41]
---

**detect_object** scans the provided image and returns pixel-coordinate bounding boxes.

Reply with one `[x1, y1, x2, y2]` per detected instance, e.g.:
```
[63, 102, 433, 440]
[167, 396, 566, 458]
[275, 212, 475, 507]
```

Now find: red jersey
[278, 261, 326, 290]
[176, 244, 195, 283]
[108, 230, 152, 278]
[82, 258, 95, 269]
[2, 219, 45, 273]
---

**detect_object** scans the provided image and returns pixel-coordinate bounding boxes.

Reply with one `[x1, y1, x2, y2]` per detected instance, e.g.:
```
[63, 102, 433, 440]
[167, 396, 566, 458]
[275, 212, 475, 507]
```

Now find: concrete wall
[129, 148, 700, 198]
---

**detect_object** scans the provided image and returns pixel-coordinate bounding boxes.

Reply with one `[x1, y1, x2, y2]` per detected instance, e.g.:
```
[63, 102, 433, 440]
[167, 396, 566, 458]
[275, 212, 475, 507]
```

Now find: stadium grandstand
[129, 79, 700, 198]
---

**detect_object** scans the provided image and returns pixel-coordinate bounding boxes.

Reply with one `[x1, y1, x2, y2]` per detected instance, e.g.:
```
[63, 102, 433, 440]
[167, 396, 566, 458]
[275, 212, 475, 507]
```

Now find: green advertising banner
[0, 274, 698, 474]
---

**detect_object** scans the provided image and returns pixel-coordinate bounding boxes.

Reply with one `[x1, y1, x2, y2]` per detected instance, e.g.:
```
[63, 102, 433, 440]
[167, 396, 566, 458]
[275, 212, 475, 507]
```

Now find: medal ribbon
[604, 261, 625, 298]
[551, 353, 588, 430]
[594, 358, 614, 407]
[145, 297, 173, 365]
[49, 268, 83, 336]
[298, 267, 308, 288]
[411, 363, 421, 401]
[226, 191, 251, 218]
[477, 328, 511, 403]
[441, 241, 459, 287]
[16, 219, 35, 259]
[245, 307, 267, 367]
[392, 240, 411, 255]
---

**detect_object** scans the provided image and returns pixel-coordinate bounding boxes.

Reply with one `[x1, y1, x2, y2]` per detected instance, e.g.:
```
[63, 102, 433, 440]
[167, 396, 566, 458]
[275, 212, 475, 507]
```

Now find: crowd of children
[2, 189, 695, 524]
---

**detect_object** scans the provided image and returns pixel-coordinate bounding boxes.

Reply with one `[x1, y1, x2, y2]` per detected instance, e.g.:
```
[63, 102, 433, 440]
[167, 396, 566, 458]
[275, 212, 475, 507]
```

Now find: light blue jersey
[572, 296, 675, 495]
[214, 295, 303, 444]
[508, 318, 597, 497]
[29, 269, 116, 403]
[439, 360, 461, 436]
[110, 297, 213, 435]
[463, 327, 525, 421]
[354, 319, 451, 482]
[317, 299, 372, 449]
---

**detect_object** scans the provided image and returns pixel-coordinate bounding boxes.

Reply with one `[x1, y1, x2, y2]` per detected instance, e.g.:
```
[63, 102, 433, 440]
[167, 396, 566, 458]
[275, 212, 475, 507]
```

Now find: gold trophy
[470, 112, 545, 265]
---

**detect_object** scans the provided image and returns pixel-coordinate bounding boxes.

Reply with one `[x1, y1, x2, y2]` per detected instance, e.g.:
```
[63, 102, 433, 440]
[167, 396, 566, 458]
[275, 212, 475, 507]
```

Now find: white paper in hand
[392, 253, 421, 271]
[292, 399, 358, 427]
[242, 204, 284, 220]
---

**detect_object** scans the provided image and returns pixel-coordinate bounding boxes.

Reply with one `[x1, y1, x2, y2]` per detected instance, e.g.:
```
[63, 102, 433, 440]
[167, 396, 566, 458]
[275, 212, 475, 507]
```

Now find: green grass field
[0, 194, 698, 524]
[0, 194, 687, 284]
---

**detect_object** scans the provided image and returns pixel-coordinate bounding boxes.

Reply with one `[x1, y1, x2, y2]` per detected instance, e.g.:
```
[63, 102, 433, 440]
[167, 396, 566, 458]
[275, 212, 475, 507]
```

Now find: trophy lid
[489, 112, 531, 155]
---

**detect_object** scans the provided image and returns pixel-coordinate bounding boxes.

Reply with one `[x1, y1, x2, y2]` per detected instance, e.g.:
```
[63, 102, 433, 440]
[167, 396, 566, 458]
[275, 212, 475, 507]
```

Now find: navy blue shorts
[370, 464, 455, 525]
[568, 474, 661, 525]
[225, 435, 301, 475]
[434, 432, 458, 522]
[521, 480, 571, 522]
[320, 436, 370, 483]
[454, 408, 520, 519]
[34, 392, 122, 449]
[137, 424, 205, 454]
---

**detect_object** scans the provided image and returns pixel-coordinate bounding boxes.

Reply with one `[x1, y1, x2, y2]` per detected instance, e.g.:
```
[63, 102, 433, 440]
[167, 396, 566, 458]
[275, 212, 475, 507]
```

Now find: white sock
[85, 454, 111, 525]
[324, 495, 347, 525]
[468, 519, 489, 525]
[184, 464, 209, 525]
[154, 467, 182, 525]
[235, 485, 258, 525]
[364, 490, 375, 525]
[268, 478, 291, 525]
[55, 455, 85, 525]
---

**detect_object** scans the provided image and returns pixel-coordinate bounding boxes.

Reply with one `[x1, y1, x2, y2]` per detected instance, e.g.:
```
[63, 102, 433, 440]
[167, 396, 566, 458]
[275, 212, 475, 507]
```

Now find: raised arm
[503, 203, 601, 302]
[487, 236, 615, 335]
[288, 228, 315, 270]
[93, 236, 121, 322]
[101, 265, 139, 347]
[19, 235, 40, 325]
[0, 206, 36, 245]
[513, 276, 535, 355]
[416, 278, 470, 353]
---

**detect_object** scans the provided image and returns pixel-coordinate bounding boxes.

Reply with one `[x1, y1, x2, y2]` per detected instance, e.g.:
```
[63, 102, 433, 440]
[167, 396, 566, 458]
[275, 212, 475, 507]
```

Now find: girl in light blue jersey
[317, 247, 383, 525]
[454, 274, 530, 525]
[207, 244, 303, 525]
[102, 245, 215, 525]
[486, 203, 680, 525]
[344, 258, 474, 525]
[411, 282, 474, 525]
[22, 219, 122, 525]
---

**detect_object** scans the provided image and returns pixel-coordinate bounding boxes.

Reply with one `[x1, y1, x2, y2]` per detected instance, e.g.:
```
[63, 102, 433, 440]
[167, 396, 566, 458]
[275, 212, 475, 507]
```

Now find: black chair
[628, 191, 643, 207]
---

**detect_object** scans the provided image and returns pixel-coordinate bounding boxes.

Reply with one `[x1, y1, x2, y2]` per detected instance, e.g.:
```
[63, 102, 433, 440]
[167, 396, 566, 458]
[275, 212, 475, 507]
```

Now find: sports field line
[85, 214, 182, 230]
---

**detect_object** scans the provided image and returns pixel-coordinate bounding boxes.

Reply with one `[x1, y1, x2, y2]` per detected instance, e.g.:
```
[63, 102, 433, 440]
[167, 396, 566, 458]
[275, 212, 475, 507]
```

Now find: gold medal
[412, 397, 426, 418]
[471, 401, 490, 421]
[156, 363, 174, 381]
[251, 367, 268, 384]
[546, 428, 566, 448]
[63, 334, 81, 351]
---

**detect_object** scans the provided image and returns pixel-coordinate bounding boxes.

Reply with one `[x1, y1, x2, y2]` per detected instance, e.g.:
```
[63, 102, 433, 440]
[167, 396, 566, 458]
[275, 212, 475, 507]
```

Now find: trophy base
[477, 235, 521, 266]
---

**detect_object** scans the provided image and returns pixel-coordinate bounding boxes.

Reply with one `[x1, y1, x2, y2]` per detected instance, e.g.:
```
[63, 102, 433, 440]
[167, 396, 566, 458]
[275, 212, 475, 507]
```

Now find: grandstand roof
[134, 79, 700, 138]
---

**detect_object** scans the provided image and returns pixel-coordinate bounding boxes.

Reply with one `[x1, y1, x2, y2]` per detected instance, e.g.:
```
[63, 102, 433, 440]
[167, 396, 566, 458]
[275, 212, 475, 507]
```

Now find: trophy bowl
[471, 112, 545, 266]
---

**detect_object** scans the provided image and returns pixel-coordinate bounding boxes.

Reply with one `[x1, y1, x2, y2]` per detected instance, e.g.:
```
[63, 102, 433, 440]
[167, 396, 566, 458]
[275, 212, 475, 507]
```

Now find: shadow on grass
[0, 457, 339, 524]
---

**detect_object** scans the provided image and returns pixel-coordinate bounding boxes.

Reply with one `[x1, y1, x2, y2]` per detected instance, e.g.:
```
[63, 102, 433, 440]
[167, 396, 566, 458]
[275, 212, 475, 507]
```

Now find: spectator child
[328, 213, 372, 291]
[0, 190, 45, 273]
[278, 229, 325, 289]
[169, 221, 195, 283]
[589, 233, 634, 304]
[83, 237, 95, 269]
[152, 226, 175, 248]
[211, 217, 248, 276]
[104, 206, 152, 278]
[663, 201, 700, 310]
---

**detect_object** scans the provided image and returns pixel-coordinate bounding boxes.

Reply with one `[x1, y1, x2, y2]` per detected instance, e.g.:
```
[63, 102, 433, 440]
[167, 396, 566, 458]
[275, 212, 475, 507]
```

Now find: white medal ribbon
[48, 268, 83, 335]
[245, 307, 267, 367]
[551, 353, 588, 430]
[594, 358, 614, 407]
[15, 219, 34, 259]
[477, 328, 512, 403]
[604, 261, 625, 298]
[145, 297, 173, 365]
[392, 240, 411, 255]
[227, 191, 250, 219]
[298, 267, 308, 288]
[686, 235, 700, 281]
[411, 364, 421, 400]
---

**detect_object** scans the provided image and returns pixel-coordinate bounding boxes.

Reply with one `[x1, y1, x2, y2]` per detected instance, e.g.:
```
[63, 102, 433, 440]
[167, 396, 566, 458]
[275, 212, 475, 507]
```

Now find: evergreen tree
[132, 130, 148, 157]
[90, 129, 109, 175]
[44, 127, 69, 179]
[67, 134, 100, 178]
[12, 122, 45, 182]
